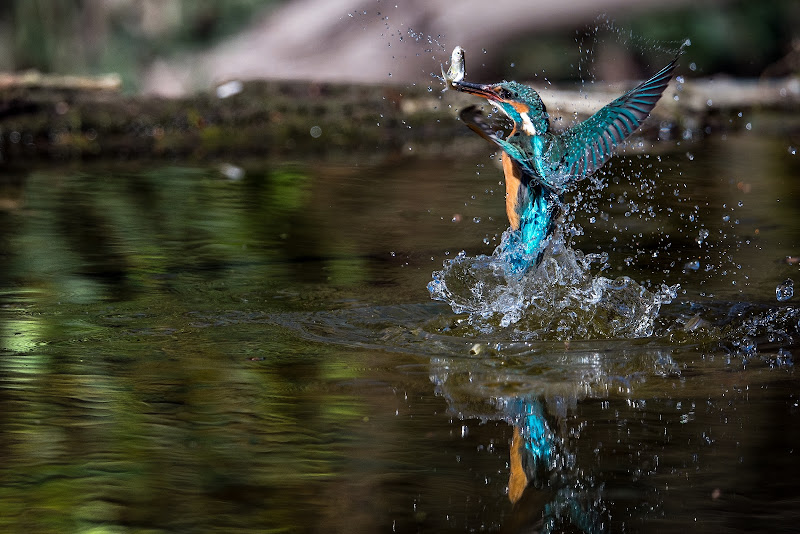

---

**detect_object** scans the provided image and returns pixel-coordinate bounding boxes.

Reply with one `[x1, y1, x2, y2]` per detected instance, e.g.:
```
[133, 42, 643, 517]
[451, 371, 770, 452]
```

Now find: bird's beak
[452, 80, 501, 102]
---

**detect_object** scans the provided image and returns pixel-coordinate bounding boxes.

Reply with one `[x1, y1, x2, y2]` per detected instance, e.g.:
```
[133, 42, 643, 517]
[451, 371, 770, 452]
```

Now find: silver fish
[442, 45, 466, 89]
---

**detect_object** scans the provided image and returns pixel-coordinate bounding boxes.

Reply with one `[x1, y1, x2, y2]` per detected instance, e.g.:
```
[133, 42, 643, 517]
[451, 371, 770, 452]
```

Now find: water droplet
[738, 336, 756, 355]
[696, 228, 709, 245]
[775, 348, 793, 367]
[684, 260, 700, 271]
[789, 146, 796, 155]
[309, 125, 322, 138]
[745, 122, 752, 130]
[776, 278, 794, 302]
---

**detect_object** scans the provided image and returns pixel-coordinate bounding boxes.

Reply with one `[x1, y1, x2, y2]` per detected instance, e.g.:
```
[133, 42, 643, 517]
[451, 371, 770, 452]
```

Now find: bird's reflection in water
[500, 397, 608, 534]
[426, 343, 652, 532]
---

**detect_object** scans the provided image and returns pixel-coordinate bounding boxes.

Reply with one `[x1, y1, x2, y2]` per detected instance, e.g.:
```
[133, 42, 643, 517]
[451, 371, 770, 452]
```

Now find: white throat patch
[491, 102, 538, 136]
[519, 111, 537, 136]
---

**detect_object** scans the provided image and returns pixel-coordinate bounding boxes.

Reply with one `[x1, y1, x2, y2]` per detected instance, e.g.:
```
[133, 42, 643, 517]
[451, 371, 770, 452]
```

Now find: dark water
[0, 130, 799, 533]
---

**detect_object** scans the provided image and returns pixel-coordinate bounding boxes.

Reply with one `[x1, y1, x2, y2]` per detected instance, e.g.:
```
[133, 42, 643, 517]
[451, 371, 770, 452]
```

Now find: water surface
[0, 130, 798, 532]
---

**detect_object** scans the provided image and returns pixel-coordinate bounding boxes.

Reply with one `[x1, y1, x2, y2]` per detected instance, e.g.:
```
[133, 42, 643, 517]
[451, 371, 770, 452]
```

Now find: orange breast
[502, 152, 523, 230]
[507, 426, 528, 504]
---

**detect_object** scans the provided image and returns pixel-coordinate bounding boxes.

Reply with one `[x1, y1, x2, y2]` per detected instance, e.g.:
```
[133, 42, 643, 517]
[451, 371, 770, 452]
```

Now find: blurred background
[0, 0, 798, 96]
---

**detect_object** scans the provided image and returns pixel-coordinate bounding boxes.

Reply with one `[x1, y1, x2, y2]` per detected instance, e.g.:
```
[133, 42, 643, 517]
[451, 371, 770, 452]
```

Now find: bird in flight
[443, 45, 683, 271]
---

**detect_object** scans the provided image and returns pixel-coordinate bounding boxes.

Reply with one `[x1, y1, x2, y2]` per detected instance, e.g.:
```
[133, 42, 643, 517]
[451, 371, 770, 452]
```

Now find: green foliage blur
[0, 0, 278, 90]
[500, 0, 799, 82]
[626, 0, 800, 77]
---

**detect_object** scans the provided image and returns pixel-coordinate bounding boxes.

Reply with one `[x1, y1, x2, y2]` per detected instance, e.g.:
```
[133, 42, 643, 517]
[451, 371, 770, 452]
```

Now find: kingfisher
[443, 46, 683, 271]
[507, 397, 552, 504]
[505, 397, 608, 532]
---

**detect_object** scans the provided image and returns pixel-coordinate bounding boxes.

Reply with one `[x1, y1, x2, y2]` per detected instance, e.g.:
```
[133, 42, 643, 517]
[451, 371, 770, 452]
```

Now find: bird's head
[453, 80, 549, 136]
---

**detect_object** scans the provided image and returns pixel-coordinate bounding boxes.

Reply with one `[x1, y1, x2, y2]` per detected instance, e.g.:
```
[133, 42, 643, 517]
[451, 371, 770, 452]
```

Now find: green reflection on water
[0, 163, 384, 532]
[0, 320, 372, 531]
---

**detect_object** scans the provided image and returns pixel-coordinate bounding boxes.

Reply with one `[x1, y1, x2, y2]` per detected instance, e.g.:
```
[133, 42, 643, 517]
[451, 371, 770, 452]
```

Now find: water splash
[428, 230, 678, 340]
[776, 278, 794, 302]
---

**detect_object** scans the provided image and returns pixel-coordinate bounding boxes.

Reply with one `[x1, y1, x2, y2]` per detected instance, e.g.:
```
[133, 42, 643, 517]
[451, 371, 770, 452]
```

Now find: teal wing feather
[558, 50, 682, 182]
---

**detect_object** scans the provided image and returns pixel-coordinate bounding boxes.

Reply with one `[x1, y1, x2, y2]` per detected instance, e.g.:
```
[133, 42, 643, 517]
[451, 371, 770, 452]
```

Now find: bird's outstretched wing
[459, 105, 513, 144]
[460, 105, 538, 178]
[559, 48, 683, 181]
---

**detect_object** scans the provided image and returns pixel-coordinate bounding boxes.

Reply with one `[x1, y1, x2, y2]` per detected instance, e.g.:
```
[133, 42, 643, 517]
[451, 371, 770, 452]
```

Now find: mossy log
[0, 72, 797, 163]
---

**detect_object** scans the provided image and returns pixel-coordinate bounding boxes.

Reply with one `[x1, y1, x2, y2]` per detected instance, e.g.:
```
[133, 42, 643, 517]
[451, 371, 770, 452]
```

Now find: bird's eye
[496, 87, 513, 99]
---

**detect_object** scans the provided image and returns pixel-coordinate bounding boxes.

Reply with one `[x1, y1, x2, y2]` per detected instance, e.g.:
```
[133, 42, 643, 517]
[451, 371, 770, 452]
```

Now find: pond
[0, 126, 798, 532]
